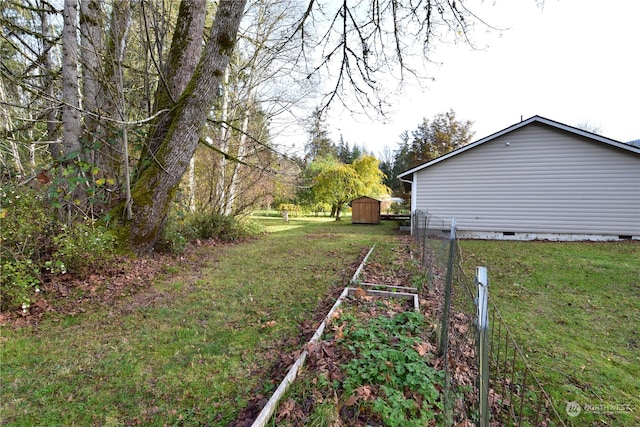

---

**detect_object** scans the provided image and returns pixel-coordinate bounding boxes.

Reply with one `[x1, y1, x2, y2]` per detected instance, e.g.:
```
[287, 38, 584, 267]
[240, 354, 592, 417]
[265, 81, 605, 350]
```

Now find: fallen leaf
[321, 341, 335, 358]
[332, 323, 345, 340]
[353, 287, 367, 298]
[33, 299, 51, 312]
[276, 399, 296, 422]
[412, 341, 434, 356]
[343, 395, 358, 407]
[306, 341, 321, 356]
[355, 385, 374, 401]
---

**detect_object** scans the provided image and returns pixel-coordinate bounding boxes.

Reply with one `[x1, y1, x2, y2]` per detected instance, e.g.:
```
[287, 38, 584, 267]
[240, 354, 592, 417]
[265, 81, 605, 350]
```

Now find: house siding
[413, 123, 640, 236]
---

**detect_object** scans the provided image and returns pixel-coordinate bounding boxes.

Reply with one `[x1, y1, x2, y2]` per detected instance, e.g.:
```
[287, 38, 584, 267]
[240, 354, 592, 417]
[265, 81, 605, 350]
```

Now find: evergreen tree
[383, 112, 474, 199]
[304, 108, 336, 162]
[407, 110, 474, 167]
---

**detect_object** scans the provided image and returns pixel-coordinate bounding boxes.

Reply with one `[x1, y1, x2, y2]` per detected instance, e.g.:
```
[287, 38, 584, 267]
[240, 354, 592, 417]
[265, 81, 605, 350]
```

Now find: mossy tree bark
[127, 0, 247, 254]
[140, 0, 207, 166]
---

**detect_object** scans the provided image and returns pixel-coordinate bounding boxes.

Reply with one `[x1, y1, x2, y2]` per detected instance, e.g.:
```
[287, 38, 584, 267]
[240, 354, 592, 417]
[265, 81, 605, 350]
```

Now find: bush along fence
[411, 210, 566, 426]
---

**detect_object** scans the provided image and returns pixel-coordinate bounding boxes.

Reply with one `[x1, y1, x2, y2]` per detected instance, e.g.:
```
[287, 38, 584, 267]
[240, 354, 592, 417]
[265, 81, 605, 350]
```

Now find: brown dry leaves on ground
[233, 235, 507, 426]
[1, 256, 162, 328]
[2, 234, 498, 425]
[0, 239, 226, 328]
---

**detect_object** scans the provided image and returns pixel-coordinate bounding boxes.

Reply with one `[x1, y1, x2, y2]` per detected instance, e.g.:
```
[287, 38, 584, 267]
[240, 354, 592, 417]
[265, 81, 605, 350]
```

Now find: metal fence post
[422, 214, 428, 269]
[439, 217, 456, 356]
[477, 266, 490, 427]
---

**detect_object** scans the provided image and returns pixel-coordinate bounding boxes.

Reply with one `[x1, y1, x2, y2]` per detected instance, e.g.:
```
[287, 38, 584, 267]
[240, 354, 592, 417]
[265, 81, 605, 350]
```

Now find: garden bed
[247, 242, 448, 427]
[231, 238, 481, 427]
[266, 291, 444, 426]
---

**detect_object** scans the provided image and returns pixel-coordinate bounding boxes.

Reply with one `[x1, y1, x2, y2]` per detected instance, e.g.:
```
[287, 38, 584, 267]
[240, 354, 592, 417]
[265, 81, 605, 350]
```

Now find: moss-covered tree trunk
[140, 0, 207, 166]
[126, 0, 247, 254]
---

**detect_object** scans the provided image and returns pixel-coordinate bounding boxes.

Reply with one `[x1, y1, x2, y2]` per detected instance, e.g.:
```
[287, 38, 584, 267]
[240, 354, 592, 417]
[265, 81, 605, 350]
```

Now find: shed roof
[351, 196, 381, 203]
[397, 115, 640, 180]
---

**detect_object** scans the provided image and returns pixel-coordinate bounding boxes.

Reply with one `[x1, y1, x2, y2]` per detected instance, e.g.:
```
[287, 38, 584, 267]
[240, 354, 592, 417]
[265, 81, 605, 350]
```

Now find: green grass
[460, 240, 640, 426]
[0, 217, 399, 426]
[3, 221, 637, 426]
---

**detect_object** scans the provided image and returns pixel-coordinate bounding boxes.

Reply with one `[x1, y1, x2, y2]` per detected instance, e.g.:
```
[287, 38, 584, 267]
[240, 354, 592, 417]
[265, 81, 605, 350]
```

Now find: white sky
[312, 0, 640, 156]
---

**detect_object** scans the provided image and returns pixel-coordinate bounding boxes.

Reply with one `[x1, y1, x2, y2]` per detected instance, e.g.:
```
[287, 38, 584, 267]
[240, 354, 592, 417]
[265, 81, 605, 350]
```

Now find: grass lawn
[0, 216, 400, 426]
[3, 218, 638, 426]
[460, 240, 640, 426]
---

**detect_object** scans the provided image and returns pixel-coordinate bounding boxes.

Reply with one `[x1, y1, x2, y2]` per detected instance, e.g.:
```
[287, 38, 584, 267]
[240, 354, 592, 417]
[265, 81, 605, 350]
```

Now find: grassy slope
[460, 240, 640, 426]
[0, 217, 398, 426]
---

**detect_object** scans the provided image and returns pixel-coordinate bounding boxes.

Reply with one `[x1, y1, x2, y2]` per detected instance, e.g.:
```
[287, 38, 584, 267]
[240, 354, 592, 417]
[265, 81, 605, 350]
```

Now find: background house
[397, 116, 640, 240]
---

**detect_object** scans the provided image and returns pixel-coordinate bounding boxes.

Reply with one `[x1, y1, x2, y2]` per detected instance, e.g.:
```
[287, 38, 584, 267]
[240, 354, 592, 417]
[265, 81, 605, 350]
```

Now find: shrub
[156, 210, 264, 254]
[1, 184, 53, 309]
[189, 211, 235, 240]
[156, 212, 196, 254]
[310, 202, 332, 216]
[188, 212, 263, 241]
[0, 259, 40, 308]
[0, 184, 53, 261]
[277, 203, 303, 217]
[390, 201, 409, 214]
[0, 184, 117, 309]
[50, 221, 116, 272]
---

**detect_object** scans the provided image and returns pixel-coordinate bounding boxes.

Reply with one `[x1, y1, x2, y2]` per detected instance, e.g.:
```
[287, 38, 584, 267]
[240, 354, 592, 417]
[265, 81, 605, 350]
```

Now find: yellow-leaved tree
[312, 155, 389, 220]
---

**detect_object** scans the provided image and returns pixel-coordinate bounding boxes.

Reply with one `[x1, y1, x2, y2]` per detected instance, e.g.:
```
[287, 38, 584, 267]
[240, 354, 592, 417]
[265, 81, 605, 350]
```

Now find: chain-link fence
[411, 210, 566, 426]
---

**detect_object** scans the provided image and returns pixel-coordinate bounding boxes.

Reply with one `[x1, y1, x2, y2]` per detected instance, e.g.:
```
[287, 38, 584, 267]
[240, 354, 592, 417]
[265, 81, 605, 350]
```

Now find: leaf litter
[2, 233, 506, 426]
[232, 236, 493, 426]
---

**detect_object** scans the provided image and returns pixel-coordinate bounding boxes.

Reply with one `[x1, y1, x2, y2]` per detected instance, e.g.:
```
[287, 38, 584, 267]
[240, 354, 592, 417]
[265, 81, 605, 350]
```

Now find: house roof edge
[397, 115, 640, 180]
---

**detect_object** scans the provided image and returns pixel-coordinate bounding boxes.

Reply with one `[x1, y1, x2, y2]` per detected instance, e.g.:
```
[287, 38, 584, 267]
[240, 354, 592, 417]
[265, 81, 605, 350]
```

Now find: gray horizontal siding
[415, 123, 640, 236]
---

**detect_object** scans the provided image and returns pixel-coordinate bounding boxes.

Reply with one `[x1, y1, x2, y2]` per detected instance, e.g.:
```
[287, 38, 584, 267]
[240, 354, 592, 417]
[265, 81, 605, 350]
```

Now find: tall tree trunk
[61, 0, 84, 219]
[224, 109, 249, 215]
[41, 2, 61, 161]
[214, 66, 230, 214]
[127, 0, 247, 254]
[62, 0, 81, 157]
[188, 156, 196, 212]
[140, 0, 206, 167]
[62, 0, 81, 158]
[0, 80, 24, 177]
[82, 0, 133, 209]
[79, 0, 102, 146]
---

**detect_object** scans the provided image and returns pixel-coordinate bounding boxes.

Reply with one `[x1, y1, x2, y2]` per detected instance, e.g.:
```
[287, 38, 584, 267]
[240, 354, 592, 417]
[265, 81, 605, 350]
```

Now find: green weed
[340, 311, 444, 426]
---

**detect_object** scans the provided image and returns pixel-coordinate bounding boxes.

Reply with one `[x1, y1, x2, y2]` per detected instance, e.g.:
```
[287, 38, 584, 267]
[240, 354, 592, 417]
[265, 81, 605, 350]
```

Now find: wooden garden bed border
[250, 245, 420, 427]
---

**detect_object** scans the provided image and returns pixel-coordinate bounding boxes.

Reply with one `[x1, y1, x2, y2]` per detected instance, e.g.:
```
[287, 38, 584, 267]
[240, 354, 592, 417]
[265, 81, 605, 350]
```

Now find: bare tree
[2, 0, 492, 254]
[124, 0, 488, 252]
[287, 0, 481, 116]
[0, 0, 61, 178]
[575, 120, 603, 135]
[197, 0, 312, 216]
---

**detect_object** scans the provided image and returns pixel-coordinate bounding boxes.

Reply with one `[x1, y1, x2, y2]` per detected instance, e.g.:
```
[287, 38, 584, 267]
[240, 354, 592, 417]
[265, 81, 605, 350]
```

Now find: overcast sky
[316, 0, 640, 156]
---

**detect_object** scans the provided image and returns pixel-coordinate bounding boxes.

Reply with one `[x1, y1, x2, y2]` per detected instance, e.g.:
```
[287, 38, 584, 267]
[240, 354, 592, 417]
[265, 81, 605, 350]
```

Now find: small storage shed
[351, 196, 381, 224]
